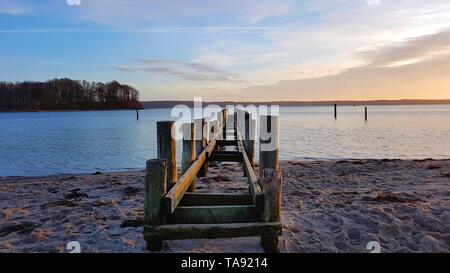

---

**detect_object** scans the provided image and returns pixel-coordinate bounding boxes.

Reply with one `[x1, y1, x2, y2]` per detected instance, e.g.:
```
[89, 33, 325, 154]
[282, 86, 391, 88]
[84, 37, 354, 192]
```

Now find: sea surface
[1, 105, 449, 176]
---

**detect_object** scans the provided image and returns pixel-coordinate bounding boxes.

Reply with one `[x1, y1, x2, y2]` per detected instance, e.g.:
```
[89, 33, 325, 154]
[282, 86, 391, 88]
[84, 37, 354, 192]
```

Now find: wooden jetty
[143, 108, 282, 252]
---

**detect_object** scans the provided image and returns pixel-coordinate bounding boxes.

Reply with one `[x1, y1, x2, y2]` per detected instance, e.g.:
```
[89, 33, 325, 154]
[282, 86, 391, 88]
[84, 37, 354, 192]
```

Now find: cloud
[242, 29, 450, 100]
[0, 1, 31, 15]
[189, 0, 450, 91]
[360, 28, 450, 68]
[115, 59, 247, 83]
[72, 0, 297, 26]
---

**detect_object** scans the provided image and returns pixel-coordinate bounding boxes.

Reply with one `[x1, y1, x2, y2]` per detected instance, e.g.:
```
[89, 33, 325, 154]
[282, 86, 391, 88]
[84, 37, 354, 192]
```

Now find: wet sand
[1, 159, 449, 253]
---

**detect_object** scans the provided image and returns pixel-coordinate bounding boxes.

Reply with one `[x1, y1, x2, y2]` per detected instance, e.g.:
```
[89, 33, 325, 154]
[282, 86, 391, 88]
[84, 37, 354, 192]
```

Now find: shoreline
[1, 159, 449, 253]
[1, 102, 450, 113]
[1, 158, 448, 181]
[142, 100, 450, 108]
[0, 108, 142, 114]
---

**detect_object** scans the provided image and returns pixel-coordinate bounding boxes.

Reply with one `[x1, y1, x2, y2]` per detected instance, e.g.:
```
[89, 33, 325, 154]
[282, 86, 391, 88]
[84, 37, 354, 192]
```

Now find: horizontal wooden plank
[213, 151, 241, 155]
[217, 140, 237, 146]
[179, 193, 253, 206]
[168, 205, 256, 224]
[144, 222, 282, 241]
[208, 153, 242, 162]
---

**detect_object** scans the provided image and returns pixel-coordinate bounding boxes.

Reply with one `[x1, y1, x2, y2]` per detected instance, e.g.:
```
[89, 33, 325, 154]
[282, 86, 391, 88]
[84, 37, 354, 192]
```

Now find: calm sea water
[0, 105, 449, 177]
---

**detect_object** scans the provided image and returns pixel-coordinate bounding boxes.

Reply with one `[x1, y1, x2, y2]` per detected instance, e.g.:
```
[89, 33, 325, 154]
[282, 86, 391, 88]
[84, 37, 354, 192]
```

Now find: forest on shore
[0, 78, 142, 111]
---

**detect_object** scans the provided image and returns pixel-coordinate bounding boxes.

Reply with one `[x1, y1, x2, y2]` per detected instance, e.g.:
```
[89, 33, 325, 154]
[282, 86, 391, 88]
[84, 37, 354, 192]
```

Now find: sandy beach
[0, 159, 449, 253]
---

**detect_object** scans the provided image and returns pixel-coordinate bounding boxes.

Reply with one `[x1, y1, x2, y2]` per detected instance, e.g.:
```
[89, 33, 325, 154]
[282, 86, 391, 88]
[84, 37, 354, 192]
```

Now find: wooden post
[259, 115, 279, 177]
[136, 108, 139, 120]
[365, 107, 368, 121]
[209, 120, 219, 151]
[144, 159, 168, 251]
[334, 104, 337, 119]
[215, 120, 220, 150]
[245, 112, 251, 154]
[209, 120, 215, 140]
[233, 108, 238, 139]
[195, 118, 204, 155]
[217, 111, 223, 131]
[222, 108, 228, 140]
[182, 123, 196, 192]
[157, 121, 177, 190]
[249, 118, 256, 166]
[195, 118, 209, 177]
[260, 169, 282, 253]
[237, 110, 245, 140]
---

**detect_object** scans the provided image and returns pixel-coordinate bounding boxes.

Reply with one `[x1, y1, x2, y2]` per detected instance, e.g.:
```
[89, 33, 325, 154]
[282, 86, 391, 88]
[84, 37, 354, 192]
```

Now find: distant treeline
[0, 78, 143, 111]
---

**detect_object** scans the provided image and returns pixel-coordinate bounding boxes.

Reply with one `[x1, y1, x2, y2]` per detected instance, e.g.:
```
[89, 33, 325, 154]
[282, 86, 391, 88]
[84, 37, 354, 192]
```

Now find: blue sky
[1, 0, 450, 101]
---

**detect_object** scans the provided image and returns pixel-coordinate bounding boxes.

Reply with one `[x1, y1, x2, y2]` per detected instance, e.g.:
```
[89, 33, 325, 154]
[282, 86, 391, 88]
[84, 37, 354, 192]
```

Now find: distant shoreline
[1, 100, 449, 113]
[142, 99, 450, 108]
[0, 108, 141, 113]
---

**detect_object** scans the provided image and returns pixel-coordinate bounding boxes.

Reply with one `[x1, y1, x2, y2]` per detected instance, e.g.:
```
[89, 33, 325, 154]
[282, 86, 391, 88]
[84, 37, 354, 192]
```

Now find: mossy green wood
[179, 193, 253, 206]
[144, 222, 282, 241]
[168, 205, 257, 224]
[144, 159, 168, 251]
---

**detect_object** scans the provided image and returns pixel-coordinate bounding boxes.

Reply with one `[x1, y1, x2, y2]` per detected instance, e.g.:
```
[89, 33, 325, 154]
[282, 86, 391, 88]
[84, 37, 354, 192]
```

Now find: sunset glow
[1, 0, 450, 101]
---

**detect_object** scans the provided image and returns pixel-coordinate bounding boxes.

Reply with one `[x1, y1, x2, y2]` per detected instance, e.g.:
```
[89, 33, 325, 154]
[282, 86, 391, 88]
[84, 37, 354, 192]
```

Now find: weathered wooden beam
[222, 108, 228, 140]
[182, 123, 196, 193]
[217, 140, 237, 147]
[144, 222, 282, 241]
[144, 159, 168, 251]
[259, 115, 279, 177]
[157, 121, 177, 190]
[235, 110, 240, 139]
[236, 109, 245, 141]
[217, 111, 223, 140]
[215, 150, 240, 155]
[248, 118, 256, 166]
[209, 120, 218, 151]
[163, 137, 218, 215]
[237, 133, 263, 217]
[260, 169, 282, 253]
[195, 118, 209, 177]
[167, 205, 256, 224]
[244, 112, 250, 154]
[208, 153, 242, 162]
[179, 193, 253, 206]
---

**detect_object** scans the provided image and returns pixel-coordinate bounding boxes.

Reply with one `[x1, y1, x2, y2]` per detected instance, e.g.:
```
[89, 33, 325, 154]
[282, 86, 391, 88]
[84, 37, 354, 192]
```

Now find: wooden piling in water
[182, 123, 196, 192]
[334, 104, 337, 119]
[365, 107, 368, 121]
[259, 115, 279, 177]
[144, 159, 168, 251]
[260, 169, 282, 253]
[157, 121, 177, 190]
[136, 109, 139, 120]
